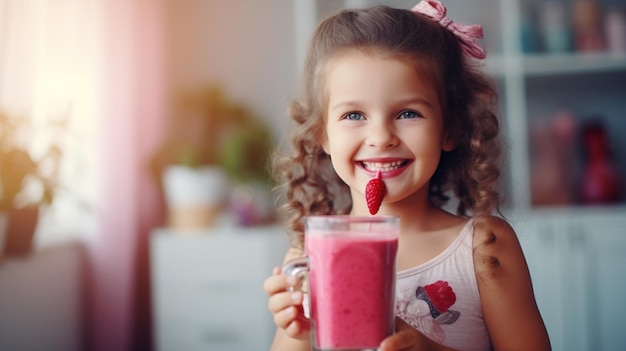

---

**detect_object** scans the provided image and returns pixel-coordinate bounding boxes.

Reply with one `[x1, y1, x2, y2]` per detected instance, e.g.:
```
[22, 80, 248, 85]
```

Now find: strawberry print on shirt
[395, 280, 460, 344]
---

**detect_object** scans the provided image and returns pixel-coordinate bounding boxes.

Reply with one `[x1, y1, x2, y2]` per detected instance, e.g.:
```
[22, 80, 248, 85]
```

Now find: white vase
[162, 165, 230, 231]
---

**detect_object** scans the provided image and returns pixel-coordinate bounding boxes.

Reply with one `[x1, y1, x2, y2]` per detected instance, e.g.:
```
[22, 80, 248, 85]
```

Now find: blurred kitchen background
[0, 0, 624, 350]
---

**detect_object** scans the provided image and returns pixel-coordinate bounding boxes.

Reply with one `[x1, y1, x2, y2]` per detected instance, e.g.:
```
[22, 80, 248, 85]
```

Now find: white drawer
[152, 229, 287, 285]
[156, 318, 273, 351]
[155, 278, 269, 323]
[151, 227, 287, 351]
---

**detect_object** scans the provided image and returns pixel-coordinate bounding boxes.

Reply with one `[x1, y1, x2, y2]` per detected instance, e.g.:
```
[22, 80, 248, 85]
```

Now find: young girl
[263, 1, 551, 350]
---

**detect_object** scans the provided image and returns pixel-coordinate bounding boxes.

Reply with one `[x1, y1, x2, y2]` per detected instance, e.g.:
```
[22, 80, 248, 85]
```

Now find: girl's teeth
[363, 161, 404, 172]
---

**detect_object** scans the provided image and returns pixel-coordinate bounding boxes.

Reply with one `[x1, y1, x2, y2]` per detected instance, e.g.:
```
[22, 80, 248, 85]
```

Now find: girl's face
[322, 50, 455, 215]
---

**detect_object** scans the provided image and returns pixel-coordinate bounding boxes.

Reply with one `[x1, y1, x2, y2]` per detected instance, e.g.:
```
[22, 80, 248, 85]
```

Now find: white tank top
[395, 219, 491, 350]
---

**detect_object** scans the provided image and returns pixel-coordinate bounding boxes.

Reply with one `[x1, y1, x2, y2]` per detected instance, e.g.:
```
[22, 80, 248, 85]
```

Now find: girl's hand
[263, 266, 310, 340]
[380, 317, 454, 351]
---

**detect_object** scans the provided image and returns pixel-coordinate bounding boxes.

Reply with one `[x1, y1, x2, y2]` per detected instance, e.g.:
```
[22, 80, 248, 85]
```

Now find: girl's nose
[366, 121, 399, 149]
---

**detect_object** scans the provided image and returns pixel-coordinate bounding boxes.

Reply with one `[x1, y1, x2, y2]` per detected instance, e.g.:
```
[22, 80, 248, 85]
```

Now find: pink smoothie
[305, 231, 398, 350]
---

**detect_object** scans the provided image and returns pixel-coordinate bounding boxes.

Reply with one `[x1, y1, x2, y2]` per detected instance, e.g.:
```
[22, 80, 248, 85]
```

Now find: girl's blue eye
[344, 112, 364, 120]
[398, 110, 421, 119]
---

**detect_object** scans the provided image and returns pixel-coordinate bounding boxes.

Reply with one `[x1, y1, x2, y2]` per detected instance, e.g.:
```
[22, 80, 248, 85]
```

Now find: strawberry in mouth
[365, 171, 386, 215]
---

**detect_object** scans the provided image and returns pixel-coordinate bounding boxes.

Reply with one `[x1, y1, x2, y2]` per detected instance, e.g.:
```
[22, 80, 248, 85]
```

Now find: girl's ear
[442, 131, 456, 152]
[322, 138, 330, 154]
[321, 130, 330, 154]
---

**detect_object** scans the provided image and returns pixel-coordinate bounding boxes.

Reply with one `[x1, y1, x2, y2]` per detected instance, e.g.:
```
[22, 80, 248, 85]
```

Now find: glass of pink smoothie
[283, 215, 399, 351]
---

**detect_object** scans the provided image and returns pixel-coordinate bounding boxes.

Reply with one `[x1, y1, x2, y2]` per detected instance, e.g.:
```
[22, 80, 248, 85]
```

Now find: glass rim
[303, 215, 399, 224]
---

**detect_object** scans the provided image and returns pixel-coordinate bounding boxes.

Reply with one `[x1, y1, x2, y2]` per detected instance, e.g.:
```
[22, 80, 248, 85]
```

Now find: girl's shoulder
[471, 216, 516, 245]
[470, 216, 525, 278]
[469, 216, 552, 350]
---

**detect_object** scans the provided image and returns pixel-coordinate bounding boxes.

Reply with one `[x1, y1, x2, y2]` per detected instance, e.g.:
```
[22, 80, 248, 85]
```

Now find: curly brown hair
[273, 5, 502, 248]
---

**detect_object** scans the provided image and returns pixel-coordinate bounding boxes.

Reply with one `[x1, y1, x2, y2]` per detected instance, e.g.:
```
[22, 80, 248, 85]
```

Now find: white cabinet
[517, 208, 626, 351]
[0, 243, 84, 351]
[150, 225, 288, 351]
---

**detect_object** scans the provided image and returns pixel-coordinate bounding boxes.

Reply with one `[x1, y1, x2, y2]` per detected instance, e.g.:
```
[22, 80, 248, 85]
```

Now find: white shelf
[523, 52, 626, 76]
[485, 52, 626, 77]
[527, 204, 626, 220]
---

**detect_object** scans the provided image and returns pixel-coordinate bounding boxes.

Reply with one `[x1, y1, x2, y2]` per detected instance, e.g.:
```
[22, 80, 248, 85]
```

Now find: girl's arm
[473, 216, 552, 351]
[264, 248, 311, 351]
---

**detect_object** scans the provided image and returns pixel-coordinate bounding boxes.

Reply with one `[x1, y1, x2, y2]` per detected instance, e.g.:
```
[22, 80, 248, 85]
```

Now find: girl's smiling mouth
[358, 159, 411, 177]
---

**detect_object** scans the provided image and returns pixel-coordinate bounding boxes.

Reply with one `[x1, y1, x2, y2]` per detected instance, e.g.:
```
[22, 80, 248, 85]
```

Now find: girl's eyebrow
[330, 97, 434, 113]
[397, 97, 435, 108]
[329, 100, 360, 113]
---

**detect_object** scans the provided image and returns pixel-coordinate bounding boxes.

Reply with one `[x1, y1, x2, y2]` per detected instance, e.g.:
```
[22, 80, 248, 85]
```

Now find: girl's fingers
[380, 318, 429, 351]
[263, 269, 299, 296]
[264, 266, 308, 333]
[263, 267, 285, 295]
[380, 330, 414, 351]
[274, 305, 299, 329]
[268, 290, 303, 314]
[285, 319, 303, 337]
[285, 315, 311, 339]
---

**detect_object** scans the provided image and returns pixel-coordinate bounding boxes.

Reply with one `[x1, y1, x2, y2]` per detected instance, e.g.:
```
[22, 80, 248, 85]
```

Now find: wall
[165, 0, 298, 139]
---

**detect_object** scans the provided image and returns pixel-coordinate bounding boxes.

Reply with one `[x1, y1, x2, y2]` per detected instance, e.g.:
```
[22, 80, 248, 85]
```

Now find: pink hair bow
[411, 0, 486, 59]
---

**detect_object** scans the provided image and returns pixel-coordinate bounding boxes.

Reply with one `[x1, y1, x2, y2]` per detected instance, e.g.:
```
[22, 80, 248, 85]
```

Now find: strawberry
[365, 171, 386, 215]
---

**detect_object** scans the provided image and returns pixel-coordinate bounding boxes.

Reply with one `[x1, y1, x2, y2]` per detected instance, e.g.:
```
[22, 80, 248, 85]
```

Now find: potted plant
[150, 85, 275, 230]
[218, 120, 275, 226]
[0, 110, 63, 255]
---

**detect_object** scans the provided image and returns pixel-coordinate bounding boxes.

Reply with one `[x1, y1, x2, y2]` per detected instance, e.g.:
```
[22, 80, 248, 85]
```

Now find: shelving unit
[296, 1, 626, 350]
[298, 0, 626, 211]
